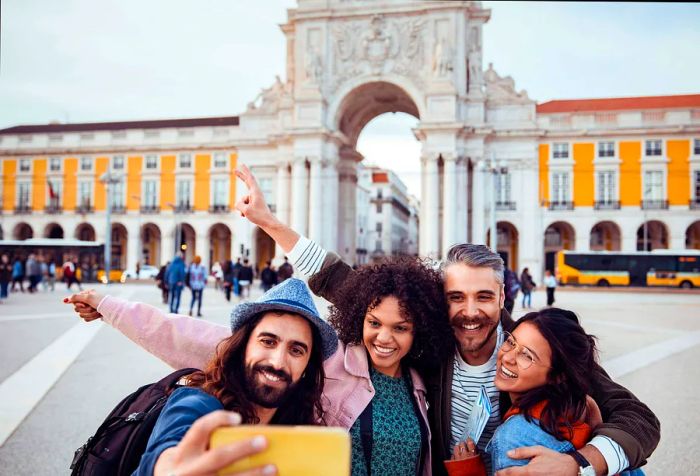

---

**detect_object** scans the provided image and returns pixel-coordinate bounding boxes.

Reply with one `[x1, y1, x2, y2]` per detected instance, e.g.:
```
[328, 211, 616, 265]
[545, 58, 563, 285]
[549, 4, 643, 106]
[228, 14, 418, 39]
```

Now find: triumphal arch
[234, 0, 537, 263]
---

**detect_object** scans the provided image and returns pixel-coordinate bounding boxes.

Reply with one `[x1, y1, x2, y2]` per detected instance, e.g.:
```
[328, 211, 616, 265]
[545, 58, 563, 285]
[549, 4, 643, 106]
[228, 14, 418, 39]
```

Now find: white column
[161, 223, 175, 264]
[455, 157, 468, 245]
[196, 232, 209, 267]
[126, 222, 139, 272]
[323, 160, 339, 250]
[337, 158, 357, 264]
[472, 158, 486, 245]
[421, 156, 440, 258]
[308, 157, 324, 244]
[442, 155, 458, 255]
[275, 161, 290, 260]
[291, 157, 308, 236]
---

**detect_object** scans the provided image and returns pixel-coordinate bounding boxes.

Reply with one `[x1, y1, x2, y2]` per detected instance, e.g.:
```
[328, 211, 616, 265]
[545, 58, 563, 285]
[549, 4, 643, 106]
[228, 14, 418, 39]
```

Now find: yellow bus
[556, 250, 700, 289]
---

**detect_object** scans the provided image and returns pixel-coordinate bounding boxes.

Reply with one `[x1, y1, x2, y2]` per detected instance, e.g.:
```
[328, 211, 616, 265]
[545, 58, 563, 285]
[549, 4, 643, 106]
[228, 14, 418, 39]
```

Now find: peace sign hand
[235, 165, 278, 229]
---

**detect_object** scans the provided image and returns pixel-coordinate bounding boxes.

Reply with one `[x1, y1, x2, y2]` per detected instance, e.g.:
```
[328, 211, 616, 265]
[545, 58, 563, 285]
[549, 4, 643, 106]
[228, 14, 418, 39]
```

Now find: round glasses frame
[500, 331, 550, 370]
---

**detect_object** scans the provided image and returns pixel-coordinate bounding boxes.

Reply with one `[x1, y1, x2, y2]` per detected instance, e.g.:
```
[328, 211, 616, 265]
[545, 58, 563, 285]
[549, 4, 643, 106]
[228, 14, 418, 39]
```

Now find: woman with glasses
[448, 307, 644, 475]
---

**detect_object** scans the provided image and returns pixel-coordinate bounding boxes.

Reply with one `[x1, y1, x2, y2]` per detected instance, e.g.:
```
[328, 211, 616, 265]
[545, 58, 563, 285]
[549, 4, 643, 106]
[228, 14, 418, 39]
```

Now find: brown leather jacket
[308, 252, 660, 475]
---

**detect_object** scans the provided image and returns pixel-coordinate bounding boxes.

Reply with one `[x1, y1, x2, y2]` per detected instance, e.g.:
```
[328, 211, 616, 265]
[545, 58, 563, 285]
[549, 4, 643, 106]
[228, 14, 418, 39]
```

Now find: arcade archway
[544, 221, 576, 272]
[590, 221, 621, 251]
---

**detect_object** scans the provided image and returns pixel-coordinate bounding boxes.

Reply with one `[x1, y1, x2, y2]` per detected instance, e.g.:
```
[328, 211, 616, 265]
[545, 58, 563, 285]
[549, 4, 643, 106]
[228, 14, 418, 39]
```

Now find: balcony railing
[496, 201, 516, 211]
[111, 205, 127, 214]
[641, 199, 668, 210]
[209, 204, 230, 213]
[14, 204, 32, 214]
[140, 205, 160, 214]
[45, 204, 63, 214]
[175, 204, 193, 213]
[594, 200, 621, 210]
[75, 203, 94, 214]
[689, 199, 700, 210]
[547, 201, 574, 211]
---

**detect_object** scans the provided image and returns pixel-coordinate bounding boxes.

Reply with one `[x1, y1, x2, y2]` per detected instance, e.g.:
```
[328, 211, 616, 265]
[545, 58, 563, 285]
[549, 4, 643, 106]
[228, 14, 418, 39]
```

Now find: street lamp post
[100, 172, 121, 284]
[477, 155, 509, 252]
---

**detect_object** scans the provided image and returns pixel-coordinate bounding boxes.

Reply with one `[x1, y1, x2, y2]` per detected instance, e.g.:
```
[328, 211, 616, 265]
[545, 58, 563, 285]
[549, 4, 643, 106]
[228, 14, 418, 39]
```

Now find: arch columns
[291, 157, 309, 236]
[420, 154, 440, 258]
[337, 151, 359, 264]
[442, 154, 458, 253]
[196, 232, 209, 268]
[323, 159, 340, 250]
[308, 157, 324, 244]
[126, 222, 139, 272]
[275, 160, 291, 260]
[471, 157, 486, 245]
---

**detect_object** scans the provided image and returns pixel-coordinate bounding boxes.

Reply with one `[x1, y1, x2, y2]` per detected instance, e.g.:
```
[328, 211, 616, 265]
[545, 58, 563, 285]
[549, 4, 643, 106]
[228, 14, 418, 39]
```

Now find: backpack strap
[359, 400, 373, 474]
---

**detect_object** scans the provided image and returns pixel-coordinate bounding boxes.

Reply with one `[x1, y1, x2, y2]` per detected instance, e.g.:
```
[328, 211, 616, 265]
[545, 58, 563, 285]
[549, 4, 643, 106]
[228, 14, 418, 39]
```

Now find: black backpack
[70, 368, 199, 476]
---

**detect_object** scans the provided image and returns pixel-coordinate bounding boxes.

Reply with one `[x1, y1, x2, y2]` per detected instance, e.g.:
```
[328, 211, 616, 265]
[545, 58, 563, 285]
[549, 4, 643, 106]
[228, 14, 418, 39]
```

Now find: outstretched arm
[65, 291, 230, 369]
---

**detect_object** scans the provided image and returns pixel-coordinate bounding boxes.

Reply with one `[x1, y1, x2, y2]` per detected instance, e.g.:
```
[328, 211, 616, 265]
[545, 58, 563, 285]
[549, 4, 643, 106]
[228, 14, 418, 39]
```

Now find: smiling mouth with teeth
[499, 365, 518, 379]
[373, 345, 396, 356]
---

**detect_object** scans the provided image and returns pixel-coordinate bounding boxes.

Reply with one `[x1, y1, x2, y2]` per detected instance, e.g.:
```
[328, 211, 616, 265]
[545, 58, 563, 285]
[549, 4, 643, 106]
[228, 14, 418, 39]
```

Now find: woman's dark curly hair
[327, 256, 454, 374]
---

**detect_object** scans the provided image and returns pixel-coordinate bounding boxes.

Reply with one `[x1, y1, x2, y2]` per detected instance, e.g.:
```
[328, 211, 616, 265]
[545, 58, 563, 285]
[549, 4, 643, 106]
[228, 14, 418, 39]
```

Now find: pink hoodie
[97, 296, 433, 475]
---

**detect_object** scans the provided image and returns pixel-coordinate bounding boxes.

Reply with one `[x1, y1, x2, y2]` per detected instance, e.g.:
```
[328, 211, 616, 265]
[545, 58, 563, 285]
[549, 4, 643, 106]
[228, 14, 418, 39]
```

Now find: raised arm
[234, 165, 356, 304]
[66, 291, 230, 369]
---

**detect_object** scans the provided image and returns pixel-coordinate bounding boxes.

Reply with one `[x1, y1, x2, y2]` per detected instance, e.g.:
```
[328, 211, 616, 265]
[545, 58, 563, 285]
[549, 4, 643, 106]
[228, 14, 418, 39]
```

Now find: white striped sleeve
[287, 235, 327, 277]
[589, 435, 629, 476]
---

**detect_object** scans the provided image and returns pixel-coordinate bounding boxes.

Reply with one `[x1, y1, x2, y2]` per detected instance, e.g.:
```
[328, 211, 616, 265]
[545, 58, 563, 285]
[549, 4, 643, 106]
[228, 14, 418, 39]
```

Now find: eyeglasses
[500, 331, 549, 370]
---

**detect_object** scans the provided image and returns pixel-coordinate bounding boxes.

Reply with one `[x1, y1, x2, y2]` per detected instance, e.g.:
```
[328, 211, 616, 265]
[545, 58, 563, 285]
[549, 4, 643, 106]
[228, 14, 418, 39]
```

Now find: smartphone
[210, 425, 351, 476]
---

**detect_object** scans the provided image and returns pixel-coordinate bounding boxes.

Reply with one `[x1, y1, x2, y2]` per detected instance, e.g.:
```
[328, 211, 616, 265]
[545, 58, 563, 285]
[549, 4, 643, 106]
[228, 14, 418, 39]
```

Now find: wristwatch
[566, 449, 595, 476]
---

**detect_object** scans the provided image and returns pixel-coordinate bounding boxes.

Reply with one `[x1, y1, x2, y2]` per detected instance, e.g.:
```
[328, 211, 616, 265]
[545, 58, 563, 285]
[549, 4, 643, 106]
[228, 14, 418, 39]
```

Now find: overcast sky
[2, 1, 699, 197]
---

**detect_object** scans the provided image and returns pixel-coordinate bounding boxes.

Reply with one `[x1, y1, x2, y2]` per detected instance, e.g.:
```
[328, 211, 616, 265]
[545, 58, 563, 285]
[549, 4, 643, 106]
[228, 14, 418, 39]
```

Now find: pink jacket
[97, 296, 433, 475]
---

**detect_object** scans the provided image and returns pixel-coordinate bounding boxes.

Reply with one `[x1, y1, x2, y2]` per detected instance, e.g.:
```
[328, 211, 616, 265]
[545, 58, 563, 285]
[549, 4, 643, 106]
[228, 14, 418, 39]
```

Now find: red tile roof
[0, 116, 239, 134]
[372, 172, 389, 183]
[537, 94, 700, 114]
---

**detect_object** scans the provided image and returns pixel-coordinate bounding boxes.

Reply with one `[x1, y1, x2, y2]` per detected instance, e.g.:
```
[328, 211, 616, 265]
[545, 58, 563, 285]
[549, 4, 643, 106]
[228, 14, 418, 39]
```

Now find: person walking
[63, 258, 83, 290]
[26, 254, 42, 293]
[543, 269, 557, 306]
[155, 263, 169, 304]
[503, 265, 520, 315]
[211, 261, 223, 290]
[277, 256, 294, 282]
[260, 260, 277, 292]
[237, 259, 254, 300]
[221, 259, 234, 301]
[519, 267, 536, 309]
[187, 255, 207, 317]
[232, 258, 242, 298]
[0, 253, 12, 303]
[165, 254, 186, 313]
[11, 257, 25, 292]
[47, 259, 56, 291]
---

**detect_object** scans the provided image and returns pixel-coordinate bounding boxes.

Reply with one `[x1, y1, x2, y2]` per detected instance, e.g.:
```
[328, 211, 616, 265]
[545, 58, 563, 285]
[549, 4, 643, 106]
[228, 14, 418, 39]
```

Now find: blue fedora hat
[230, 278, 338, 360]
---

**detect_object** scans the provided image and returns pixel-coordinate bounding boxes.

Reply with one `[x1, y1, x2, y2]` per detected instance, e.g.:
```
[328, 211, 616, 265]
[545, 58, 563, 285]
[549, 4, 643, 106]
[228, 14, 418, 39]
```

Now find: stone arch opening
[687, 221, 700, 250]
[110, 223, 128, 270]
[637, 220, 668, 251]
[590, 221, 621, 251]
[255, 227, 275, 273]
[75, 223, 96, 241]
[13, 222, 33, 240]
[209, 223, 232, 270]
[544, 221, 576, 272]
[44, 223, 64, 239]
[141, 223, 162, 266]
[0, 224, 3, 240]
[178, 223, 196, 264]
[486, 221, 519, 271]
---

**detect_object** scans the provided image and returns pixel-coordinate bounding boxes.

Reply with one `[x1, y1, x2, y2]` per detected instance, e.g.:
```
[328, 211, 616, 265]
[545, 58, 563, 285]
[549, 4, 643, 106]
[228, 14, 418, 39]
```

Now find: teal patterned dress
[349, 367, 423, 476]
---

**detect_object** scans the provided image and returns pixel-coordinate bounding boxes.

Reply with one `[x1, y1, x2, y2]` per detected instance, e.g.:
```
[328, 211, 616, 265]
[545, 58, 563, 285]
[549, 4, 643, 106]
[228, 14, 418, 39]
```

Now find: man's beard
[450, 312, 499, 354]
[243, 364, 297, 409]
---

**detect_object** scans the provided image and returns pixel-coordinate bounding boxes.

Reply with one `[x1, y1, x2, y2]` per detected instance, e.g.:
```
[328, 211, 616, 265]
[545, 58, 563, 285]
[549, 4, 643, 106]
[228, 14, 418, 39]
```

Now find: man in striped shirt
[233, 165, 659, 476]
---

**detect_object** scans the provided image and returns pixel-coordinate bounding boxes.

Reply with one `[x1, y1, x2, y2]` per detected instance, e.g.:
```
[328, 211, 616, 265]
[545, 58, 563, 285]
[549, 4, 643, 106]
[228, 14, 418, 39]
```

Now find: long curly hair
[510, 308, 598, 441]
[327, 256, 454, 375]
[187, 312, 326, 425]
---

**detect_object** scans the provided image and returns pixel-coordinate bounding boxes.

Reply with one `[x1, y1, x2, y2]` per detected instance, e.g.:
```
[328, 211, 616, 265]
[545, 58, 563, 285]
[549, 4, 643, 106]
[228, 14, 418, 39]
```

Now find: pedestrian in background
[47, 259, 56, 291]
[519, 267, 536, 309]
[222, 259, 234, 301]
[26, 254, 41, 293]
[0, 253, 11, 303]
[237, 259, 254, 299]
[260, 260, 277, 292]
[211, 261, 223, 290]
[166, 254, 186, 313]
[232, 258, 242, 298]
[155, 262, 169, 304]
[544, 269, 557, 306]
[40, 258, 49, 292]
[187, 255, 207, 317]
[503, 265, 520, 314]
[63, 258, 82, 290]
[11, 257, 25, 292]
[277, 256, 293, 283]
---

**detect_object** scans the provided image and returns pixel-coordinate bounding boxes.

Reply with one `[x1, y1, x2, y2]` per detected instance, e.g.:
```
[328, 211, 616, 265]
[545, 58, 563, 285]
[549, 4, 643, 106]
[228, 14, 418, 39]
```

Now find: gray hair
[443, 243, 504, 285]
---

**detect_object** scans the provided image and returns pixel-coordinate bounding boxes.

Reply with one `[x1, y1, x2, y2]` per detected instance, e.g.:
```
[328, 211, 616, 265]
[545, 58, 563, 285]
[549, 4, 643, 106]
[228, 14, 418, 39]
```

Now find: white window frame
[176, 179, 193, 208]
[16, 181, 32, 208]
[144, 154, 160, 171]
[18, 157, 32, 174]
[496, 171, 511, 204]
[77, 180, 94, 208]
[109, 180, 126, 208]
[212, 152, 229, 169]
[210, 178, 229, 207]
[642, 168, 665, 202]
[177, 153, 193, 170]
[45, 177, 64, 208]
[80, 156, 94, 172]
[48, 156, 63, 173]
[692, 169, 700, 202]
[142, 179, 160, 209]
[693, 138, 700, 157]
[595, 169, 617, 204]
[597, 141, 616, 159]
[552, 142, 570, 160]
[111, 155, 125, 171]
[644, 139, 663, 157]
[550, 171, 571, 204]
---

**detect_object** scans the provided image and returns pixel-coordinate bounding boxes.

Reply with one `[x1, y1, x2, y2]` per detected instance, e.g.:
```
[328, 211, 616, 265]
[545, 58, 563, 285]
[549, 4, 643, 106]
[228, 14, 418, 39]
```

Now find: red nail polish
[63, 298, 69, 303]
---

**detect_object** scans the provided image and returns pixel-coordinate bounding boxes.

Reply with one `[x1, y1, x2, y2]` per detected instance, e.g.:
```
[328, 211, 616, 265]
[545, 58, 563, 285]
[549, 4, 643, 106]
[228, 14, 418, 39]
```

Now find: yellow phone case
[210, 425, 351, 476]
